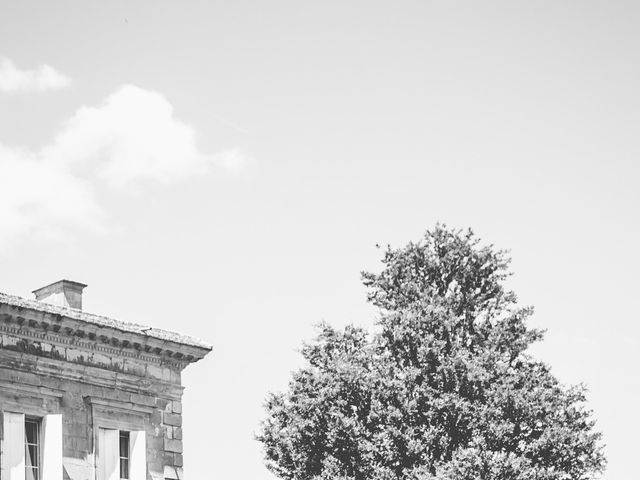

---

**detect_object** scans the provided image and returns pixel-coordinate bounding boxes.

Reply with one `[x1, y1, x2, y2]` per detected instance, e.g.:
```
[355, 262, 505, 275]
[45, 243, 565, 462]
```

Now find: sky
[0, 1, 638, 478]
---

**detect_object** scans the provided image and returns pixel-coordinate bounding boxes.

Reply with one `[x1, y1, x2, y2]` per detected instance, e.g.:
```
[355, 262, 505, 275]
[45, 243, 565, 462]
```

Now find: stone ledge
[0, 293, 212, 359]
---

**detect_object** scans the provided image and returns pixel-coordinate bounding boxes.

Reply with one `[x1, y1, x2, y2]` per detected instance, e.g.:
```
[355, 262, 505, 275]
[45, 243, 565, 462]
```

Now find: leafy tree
[258, 225, 605, 480]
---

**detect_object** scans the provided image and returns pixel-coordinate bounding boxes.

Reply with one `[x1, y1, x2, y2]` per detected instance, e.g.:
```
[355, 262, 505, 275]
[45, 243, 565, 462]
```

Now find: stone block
[164, 466, 183, 480]
[131, 392, 156, 407]
[164, 438, 183, 453]
[163, 412, 182, 427]
[155, 398, 170, 410]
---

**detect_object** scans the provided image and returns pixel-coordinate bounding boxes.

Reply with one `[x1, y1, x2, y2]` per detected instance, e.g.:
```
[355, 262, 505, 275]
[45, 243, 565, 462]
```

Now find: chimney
[33, 280, 87, 310]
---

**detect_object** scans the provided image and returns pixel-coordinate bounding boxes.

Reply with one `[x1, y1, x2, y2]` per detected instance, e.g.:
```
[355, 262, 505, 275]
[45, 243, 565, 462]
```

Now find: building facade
[0, 280, 212, 480]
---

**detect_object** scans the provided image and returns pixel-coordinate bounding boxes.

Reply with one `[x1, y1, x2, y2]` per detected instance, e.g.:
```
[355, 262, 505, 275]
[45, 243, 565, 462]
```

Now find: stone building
[0, 280, 212, 480]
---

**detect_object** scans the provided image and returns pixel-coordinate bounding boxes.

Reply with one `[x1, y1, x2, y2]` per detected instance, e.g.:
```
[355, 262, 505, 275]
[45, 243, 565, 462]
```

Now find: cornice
[0, 313, 201, 371]
[0, 291, 212, 353]
[0, 299, 211, 367]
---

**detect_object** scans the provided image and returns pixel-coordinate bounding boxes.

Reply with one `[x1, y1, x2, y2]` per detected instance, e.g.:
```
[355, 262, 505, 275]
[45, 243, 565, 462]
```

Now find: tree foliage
[257, 225, 605, 480]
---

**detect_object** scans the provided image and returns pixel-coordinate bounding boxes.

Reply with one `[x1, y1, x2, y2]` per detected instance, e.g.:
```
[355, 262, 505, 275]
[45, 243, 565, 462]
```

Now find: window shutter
[2, 412, 26, 480]
[129, 431, 146, 480]
[97, 428, 119, 480]
[41, 414, 63, 480]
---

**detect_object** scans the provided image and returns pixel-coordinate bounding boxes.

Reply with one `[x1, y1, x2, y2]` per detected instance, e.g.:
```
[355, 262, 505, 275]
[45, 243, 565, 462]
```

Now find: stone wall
[0, 300, 210, 480]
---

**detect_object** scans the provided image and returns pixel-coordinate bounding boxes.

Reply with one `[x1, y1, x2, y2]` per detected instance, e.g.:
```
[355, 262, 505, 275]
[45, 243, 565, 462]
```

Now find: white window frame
[119, 431, 130, 480]
[24, 416, 41, 480]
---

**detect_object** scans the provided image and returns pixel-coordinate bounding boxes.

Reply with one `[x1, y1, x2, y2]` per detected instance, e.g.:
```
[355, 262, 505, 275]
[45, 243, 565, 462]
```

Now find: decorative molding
[0, 299, 211, 365]
[0, 382, 64, 400]
[0, 321, 190, 369]
[86, 396, 156, 415]
[86, 396, 152, 452]
[0, 381, 63, 416]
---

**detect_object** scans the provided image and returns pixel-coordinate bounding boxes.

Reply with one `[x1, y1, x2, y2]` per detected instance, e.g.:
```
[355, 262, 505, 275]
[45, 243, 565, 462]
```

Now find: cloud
[0, 144, 104, 250]
[0, 85, 247, 249]
[213, 147, 250, 170]
[0, 57, 71, 93]
[45, 85, 240, 187]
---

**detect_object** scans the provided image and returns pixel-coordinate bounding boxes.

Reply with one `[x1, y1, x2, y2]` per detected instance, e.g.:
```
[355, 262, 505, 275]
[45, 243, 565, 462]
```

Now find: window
[119, 431, 130, 479]
[97, 428, 145, 480]
[25, 418, 41, 480]
[1, 412, 61, 480]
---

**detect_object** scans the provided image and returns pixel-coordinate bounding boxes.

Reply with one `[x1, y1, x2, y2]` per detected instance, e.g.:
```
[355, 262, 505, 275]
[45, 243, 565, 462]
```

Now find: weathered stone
[163, 412, 182, 427]
[164, 438, 183, 453]
[0, 283, 212, 479]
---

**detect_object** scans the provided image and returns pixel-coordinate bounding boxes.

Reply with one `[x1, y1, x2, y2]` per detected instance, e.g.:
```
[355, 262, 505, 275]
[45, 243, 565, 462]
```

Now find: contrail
[211, 113, 249, 135]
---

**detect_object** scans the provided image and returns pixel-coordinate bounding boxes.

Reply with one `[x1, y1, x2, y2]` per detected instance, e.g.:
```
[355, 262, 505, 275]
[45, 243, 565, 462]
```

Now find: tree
[257, 225, 605, 480]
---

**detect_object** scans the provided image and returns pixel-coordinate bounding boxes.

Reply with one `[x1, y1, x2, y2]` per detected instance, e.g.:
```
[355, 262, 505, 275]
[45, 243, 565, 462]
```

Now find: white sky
[0, 1, 638, 479]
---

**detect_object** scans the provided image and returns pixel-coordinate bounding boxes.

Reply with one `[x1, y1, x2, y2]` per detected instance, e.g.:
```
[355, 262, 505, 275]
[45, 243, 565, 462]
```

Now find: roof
[0, 291, 212, 352]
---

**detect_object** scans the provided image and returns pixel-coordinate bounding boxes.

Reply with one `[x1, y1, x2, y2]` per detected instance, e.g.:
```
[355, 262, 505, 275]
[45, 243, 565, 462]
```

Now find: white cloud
[0, 144, 104, 250]
[213, 147, 250, 170]
[0, 85, 247, 249]
[0, 57, 71, 93]
[44, 85, 247, 187]
[45, 85, 227, 186]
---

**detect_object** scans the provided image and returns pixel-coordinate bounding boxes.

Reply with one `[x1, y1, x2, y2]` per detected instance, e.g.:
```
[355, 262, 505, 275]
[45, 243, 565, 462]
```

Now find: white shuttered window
[98, 428, 146, 480]
[129, 431, 146, 480]
[2, 412, 26, 480]
[98, 429, 119, 480]
[1, 413, 62, 480]
[41, 415, 63, 480]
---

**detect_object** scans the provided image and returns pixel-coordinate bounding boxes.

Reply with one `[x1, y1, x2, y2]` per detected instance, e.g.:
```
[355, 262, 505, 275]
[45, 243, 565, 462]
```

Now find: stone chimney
[33, 279, 87, 310]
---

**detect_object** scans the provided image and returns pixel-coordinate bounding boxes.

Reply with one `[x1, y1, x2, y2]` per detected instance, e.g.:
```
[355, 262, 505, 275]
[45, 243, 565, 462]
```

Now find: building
[0, 280, 212, 480]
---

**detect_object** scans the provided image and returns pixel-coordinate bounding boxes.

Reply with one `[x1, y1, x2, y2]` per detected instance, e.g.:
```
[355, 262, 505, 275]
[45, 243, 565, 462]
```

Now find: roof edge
[0, 291, 213, 353]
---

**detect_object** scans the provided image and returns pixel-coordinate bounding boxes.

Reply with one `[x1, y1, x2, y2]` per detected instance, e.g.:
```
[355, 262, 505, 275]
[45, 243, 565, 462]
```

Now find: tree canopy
[257, 225, 605, 480]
